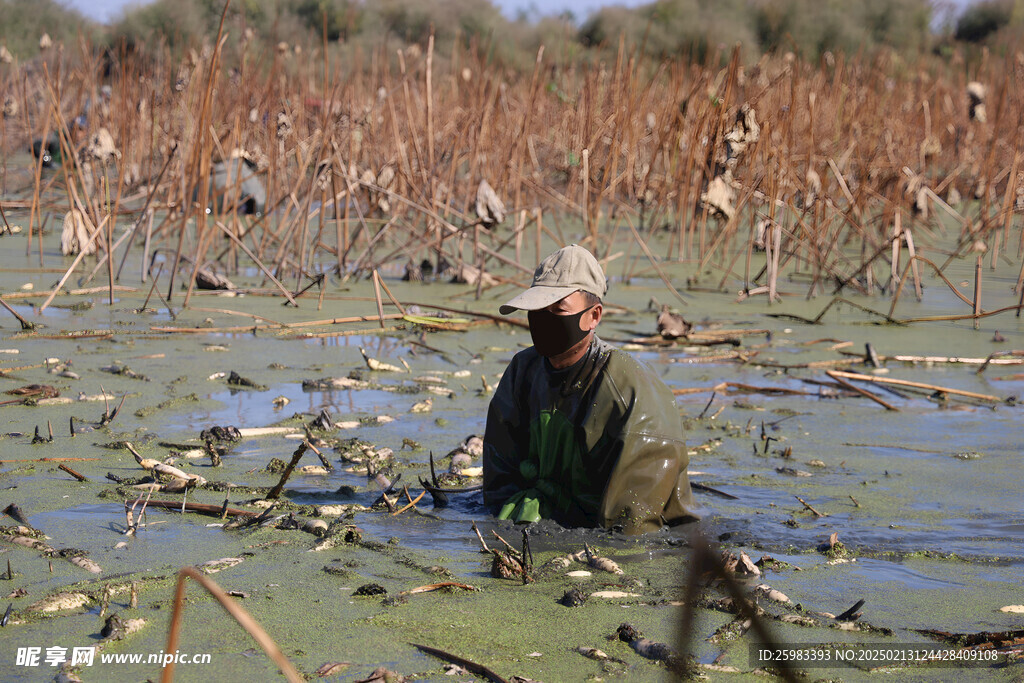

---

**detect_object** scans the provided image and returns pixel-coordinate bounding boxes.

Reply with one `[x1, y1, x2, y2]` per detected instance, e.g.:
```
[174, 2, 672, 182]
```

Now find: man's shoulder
[496, 346, 541, 388]
[507, 345, 541, 371]
[602, 342, 659, 381]
[596, 340, 682, 437]
[598, 340, 673, 399]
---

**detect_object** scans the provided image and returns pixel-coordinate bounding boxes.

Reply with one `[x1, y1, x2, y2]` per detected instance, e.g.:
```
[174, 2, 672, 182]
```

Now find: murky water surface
[0, 221, 1022, 682]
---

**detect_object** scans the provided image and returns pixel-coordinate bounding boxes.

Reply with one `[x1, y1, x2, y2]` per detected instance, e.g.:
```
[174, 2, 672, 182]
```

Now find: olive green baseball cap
[499, 244, 607, 315]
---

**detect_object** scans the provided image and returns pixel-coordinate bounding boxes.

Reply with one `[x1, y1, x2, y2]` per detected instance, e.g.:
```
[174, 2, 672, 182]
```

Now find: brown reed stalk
[973, 253, 983, 329]
[994, 150, 1020, 269]
[114, 144, 177, 281]
[888, 254, 974, 319]
[9, 28, 1024, 305]
[162, 566, 302, 683]
[903, 223, 923, 301]
[182, 25, 234, 308]
[211, 221, 297, 306]
[39, 216, 109, 313]
[509, 45, 545, 216]
[26, 108, 52, 258]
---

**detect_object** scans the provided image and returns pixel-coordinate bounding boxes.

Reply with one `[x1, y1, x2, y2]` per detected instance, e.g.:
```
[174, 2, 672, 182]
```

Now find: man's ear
[586, 303, 603, 331]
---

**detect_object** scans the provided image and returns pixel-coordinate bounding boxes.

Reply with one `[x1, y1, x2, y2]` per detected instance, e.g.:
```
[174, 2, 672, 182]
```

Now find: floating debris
[616, 623, 690, 673]
[657, 305, 691, 339]
[584, 545, 623, 575]
[313, 662, 351, 677]
[227, 371, 267, 391]
[490, 549, 528, 581]
[200, 425, 242, 442]
[3, 504, 33, 527]
[591, 590, 641, 599]
[128, 443, 207, 487]
[835, 598, 865, 622]
[100, 364, 148, 381]
[559, 589, 587, 607]
[309, 409, 335, 431]
[2, 384, 59, 403]
[776, 467, 813, 477]
[543, 550, 587, 572]
[65, 554, 101, 574]
[720, 550, 761, 578]
[409, 398, 432, 413]
[101, 613, 146, 640]
[3, 532, 55, 554]
[359, 348, 404, 373]
[197, 557, 244, 574]
[315, 504, 367, 517]
[302, 519, 329, 536]
[238, 426, 300, 438]
[754, 584, 791, 604]
[818, 532, 848, 559]
[411, 643, 504, 683]
[780, 613, 817, 626]
[309, 524, 362, 551]
[352, 667, 407, 683]
[576, 646, 625, 664]
[399, 582, 476, 596]
[917, 626, 1024, 649]
[27, 592, 91, 613]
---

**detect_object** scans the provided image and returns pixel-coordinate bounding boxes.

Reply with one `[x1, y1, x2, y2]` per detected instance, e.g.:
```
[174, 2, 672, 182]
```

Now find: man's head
[500, 245, 606, 364]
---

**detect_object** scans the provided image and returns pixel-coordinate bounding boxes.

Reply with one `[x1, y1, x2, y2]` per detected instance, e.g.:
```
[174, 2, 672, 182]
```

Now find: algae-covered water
[0, 216, 1022, 682]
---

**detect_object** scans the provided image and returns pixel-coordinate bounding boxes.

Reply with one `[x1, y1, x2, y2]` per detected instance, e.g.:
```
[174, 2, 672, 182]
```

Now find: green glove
[497, 489, 543, 523]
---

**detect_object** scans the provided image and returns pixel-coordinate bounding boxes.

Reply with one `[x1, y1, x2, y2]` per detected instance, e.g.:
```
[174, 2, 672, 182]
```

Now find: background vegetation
[2, 0, 1023, 313]
[0, 0, 1020, 68]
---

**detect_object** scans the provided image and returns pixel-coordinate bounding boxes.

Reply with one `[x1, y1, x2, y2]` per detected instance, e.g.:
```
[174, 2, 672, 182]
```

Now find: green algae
[133, 392, 201, 418]
[0, 229, 1022, 681]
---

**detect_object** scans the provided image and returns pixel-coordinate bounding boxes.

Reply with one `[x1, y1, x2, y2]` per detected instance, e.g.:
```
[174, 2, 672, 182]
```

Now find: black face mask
[528, 305, 595, 357]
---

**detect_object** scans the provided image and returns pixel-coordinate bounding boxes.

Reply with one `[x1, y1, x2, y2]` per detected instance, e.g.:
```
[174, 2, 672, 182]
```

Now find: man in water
[482, 245, 697, 534]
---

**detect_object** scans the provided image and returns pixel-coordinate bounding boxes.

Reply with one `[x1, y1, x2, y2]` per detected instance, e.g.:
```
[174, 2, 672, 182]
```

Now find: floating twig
[471, 522, 490, 553]
[835, 598, 866, 622]
[697, 391, 716, 418]
[3, 503, 32, 527]
[691, 482, 738, 500]
[391, 489, 425, 516]
[829, 369, 1003, 402]
[0, 457, 99, 463]
[266, 442, 308, 500]
[410, 643, 509, 683]
[163, 566, 303, 683]
[795, 495, 826, 517]
[0, 296, 34, 330]
[825, 370, 899, 411]
[57, 463, 87, 482]
[141, 500, 256, 518]
[399, 582, 477, 596]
